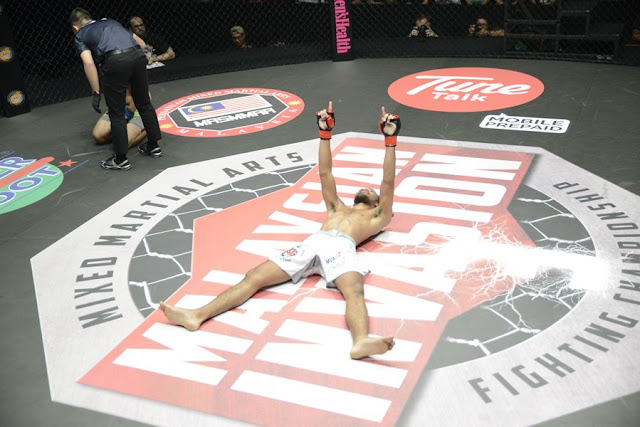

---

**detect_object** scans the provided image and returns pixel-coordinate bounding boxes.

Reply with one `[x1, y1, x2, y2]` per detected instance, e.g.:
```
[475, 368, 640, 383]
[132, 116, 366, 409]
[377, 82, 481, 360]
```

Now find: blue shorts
[100, 110, 144, 129]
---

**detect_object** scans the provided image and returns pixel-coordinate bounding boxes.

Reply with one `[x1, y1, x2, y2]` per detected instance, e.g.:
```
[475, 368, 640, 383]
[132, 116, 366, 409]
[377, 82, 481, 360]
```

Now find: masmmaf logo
[156, 87, 304, 138]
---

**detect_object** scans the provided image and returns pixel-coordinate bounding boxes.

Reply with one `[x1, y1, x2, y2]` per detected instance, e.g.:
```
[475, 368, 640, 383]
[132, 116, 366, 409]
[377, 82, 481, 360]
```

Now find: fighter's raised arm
[317, 101, 344, 213]
[373, 107, 401, 228]
[161, 101, 397, 360]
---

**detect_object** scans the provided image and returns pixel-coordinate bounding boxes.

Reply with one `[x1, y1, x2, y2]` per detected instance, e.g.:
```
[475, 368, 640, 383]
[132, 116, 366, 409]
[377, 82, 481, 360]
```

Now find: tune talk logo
[388, 67, 545, 113]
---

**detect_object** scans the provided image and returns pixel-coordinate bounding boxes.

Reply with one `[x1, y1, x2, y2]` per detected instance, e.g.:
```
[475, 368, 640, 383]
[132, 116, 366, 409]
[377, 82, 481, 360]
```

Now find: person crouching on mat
[160, 102, 401, 360]
[92, 86, 148, 148]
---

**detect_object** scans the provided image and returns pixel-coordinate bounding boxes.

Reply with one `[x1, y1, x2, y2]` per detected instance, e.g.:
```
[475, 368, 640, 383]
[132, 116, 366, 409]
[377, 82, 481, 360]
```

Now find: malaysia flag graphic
[178, 94, 273, 122]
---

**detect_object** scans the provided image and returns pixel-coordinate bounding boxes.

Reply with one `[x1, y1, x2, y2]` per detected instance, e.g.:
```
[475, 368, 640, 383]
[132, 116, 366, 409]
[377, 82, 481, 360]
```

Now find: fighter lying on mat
[161, 102, 401, 359]
[92, 86, 148, 148]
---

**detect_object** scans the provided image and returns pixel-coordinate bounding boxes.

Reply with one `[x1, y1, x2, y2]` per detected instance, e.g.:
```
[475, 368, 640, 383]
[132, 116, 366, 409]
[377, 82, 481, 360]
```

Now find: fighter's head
[353, 188, 379, 208]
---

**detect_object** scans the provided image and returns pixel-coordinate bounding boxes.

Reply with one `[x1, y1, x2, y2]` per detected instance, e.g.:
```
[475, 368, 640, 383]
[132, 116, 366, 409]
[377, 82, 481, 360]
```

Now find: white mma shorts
[270, 230, 369, 287]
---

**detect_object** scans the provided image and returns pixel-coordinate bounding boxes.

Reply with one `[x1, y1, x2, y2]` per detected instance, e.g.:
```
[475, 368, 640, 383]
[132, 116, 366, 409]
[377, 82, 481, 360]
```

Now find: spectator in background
[468, 17, 505, 37]
[632, 20, 640, 43]
[409, 14, 439, 39]
[129, 16, 176, 65]
[230, 26, 252, 50]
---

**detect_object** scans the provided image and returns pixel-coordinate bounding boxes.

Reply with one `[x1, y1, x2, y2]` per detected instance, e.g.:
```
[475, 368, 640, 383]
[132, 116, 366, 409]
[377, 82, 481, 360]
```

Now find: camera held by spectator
[409, 14, 439, 39]
[468, 18, 504, 37]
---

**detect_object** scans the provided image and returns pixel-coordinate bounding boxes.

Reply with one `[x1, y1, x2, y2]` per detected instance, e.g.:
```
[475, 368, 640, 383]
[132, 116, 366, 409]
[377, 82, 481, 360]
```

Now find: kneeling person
[93, 87, 148, 148]
[93, 108, 147, 148]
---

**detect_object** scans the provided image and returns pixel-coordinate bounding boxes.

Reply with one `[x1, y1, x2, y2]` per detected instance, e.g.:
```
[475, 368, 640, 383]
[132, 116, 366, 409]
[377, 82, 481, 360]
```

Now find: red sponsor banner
[156, 88, 305, 138]
[81, 138, 535, 426]
[388, 67, 544, 113]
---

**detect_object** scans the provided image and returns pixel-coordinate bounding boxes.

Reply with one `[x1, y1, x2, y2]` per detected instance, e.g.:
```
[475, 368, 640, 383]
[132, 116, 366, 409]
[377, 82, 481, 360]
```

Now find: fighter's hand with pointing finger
[316, 101, 335, 140]
[379, 106, 401, 147]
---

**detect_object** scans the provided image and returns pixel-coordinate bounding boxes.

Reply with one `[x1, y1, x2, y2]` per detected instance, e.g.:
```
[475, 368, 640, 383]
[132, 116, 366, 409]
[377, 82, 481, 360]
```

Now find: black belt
[104, 45, 140, 58]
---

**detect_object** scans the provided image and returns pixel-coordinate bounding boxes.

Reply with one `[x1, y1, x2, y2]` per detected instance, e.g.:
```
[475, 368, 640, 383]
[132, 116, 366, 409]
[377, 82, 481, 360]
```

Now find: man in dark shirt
[70, 8, 163, 170]
[129, 16, 176, 65]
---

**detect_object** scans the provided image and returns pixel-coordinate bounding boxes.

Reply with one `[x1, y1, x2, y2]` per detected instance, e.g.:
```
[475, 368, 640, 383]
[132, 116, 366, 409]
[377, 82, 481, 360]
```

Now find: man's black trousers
[101, 49, 161, 159]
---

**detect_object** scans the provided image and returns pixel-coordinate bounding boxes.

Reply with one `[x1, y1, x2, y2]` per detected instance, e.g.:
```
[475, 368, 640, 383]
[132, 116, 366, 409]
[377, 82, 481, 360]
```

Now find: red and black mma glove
[316, 109, 335, 140]
[379, 114, 401, 147]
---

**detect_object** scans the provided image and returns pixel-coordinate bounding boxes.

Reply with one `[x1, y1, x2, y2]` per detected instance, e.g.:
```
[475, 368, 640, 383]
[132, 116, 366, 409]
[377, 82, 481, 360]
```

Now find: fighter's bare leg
[334, 272, 395, 359]
[127, 124, 146, 148]
[160, 260, 290, 331]
[93, 120, 144, 147]
[92, 119, 112, 144]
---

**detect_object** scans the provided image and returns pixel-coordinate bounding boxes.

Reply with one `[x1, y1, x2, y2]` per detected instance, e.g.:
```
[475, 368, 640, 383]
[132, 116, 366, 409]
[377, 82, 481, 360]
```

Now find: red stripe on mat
[0, 157, 55, 189]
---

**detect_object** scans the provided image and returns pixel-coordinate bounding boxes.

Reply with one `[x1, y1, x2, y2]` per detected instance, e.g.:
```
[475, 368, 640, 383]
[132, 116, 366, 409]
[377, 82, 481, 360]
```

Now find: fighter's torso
[321, 205, 382, 245]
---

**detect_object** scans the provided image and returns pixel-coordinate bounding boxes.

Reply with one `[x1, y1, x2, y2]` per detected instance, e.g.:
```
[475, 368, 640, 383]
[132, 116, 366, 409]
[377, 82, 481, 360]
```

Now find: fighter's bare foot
[350, 336, 395, 359]
[159, 301, 202, 331]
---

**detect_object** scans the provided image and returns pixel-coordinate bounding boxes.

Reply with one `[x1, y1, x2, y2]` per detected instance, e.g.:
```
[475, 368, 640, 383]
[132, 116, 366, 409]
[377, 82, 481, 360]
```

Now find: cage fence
[3, 0, 639, 108]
